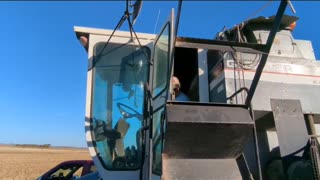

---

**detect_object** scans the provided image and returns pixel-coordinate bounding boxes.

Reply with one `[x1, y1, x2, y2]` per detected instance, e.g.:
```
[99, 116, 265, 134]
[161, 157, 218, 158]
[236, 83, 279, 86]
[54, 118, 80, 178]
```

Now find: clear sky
[0, 1, 319, 148]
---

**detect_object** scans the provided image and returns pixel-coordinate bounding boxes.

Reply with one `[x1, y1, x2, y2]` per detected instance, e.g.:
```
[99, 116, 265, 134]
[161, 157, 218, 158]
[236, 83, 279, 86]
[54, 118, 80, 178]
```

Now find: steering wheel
[117, 103, 142, 120]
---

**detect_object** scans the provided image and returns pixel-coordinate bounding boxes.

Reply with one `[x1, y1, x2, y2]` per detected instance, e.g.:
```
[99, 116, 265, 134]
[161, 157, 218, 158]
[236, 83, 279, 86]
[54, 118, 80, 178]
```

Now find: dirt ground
[0, 145, 91, 180]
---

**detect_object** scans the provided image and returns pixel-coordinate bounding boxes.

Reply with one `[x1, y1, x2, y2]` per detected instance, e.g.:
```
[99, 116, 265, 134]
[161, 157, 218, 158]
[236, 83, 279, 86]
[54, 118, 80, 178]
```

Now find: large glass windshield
[91, 42, 150, 170]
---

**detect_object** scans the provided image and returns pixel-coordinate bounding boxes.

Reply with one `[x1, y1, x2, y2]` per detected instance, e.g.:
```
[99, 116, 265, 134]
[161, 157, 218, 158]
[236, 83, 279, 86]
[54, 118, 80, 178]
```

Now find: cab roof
[73, 26, 156, 52]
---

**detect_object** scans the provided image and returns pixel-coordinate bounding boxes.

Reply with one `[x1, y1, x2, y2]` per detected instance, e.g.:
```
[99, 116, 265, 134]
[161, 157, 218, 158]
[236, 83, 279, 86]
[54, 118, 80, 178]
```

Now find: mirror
[131, 0, 143, 25]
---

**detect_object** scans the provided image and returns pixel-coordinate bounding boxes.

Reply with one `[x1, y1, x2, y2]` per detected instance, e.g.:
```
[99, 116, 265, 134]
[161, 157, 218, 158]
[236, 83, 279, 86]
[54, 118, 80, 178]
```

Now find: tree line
[15, 144, 51, 148]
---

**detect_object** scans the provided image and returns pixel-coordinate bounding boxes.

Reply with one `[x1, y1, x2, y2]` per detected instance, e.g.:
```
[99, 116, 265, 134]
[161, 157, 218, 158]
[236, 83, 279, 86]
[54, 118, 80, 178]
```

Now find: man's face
[172, 77, 180, 95]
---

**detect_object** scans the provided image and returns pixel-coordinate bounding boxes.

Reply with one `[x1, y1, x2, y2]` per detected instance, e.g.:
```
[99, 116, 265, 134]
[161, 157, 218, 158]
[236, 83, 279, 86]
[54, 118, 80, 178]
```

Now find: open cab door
[145, 9, 175, 180]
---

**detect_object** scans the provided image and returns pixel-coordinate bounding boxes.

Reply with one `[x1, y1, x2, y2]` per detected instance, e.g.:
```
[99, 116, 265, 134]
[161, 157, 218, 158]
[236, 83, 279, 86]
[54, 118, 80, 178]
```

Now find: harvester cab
[74, 1, 320, 179]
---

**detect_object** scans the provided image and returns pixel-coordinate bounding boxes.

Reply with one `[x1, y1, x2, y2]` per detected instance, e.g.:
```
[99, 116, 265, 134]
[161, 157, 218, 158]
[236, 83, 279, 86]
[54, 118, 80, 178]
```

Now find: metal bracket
[271, 99, 309, 157]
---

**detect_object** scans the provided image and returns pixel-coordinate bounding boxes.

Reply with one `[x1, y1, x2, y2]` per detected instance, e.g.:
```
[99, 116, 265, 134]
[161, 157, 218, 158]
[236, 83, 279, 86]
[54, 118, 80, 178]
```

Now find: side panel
[208, 57, 320, 114]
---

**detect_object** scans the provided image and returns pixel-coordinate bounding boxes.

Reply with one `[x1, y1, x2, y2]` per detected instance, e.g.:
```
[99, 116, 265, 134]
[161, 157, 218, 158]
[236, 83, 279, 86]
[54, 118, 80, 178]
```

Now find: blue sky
[0, 1, 319, 147]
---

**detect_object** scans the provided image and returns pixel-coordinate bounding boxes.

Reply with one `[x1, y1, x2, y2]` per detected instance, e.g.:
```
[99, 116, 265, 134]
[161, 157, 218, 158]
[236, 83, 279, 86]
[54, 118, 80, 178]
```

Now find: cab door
[146, 9, 175, 179]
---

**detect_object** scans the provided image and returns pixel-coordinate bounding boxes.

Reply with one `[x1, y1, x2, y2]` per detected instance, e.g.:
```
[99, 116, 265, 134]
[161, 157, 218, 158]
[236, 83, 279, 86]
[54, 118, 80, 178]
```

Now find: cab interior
[173, 47, 199, 101]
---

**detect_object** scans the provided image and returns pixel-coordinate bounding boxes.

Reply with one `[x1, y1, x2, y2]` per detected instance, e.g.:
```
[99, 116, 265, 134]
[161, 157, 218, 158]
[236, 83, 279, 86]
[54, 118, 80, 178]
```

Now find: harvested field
[0, 145, 91, 180]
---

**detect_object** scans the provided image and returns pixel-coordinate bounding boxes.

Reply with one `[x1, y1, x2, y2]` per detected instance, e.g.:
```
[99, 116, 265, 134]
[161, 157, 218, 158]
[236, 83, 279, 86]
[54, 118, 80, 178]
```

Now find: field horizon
[0, 145, 91, 180]
[0, 143, 87, 149]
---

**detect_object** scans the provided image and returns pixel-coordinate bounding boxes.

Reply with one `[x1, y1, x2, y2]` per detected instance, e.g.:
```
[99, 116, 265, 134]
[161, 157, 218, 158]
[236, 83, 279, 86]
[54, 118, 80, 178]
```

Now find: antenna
[153, 9, 161, 34]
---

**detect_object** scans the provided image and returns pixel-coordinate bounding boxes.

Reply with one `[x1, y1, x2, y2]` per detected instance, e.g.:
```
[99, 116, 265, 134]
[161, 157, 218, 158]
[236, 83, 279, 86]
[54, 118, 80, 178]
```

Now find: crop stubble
[0, 146, 91, 180]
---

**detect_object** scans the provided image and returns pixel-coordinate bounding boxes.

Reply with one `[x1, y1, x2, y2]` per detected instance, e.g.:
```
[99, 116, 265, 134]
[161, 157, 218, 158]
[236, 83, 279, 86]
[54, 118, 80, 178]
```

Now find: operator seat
[114, 118, 130, 157]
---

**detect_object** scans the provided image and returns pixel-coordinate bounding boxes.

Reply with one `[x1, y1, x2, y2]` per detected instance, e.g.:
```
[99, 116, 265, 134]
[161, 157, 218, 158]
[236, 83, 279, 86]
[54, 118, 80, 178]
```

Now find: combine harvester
[74, 0, 320, 179]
